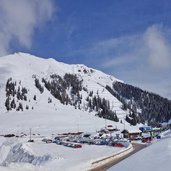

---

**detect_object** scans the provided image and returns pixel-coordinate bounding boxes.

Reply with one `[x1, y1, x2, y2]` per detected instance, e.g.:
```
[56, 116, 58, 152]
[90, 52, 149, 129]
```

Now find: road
[89, 143, 147, 171]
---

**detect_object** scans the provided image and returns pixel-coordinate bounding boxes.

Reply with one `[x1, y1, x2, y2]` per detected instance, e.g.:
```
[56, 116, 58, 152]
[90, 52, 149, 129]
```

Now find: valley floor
[0, 105, 137, 171]
[1, 105, 169, 171]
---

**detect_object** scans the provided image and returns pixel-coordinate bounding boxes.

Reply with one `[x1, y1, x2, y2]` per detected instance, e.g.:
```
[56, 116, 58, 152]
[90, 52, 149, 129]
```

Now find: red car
[142, 137, 152, 143]
[113, 143, 124, 147]
[72, 144, 82, 148]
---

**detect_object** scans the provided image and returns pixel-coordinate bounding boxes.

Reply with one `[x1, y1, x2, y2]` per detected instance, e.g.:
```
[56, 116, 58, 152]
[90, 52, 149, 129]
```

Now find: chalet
[121, 129, 142, 140]
[139, 126, 161, 138]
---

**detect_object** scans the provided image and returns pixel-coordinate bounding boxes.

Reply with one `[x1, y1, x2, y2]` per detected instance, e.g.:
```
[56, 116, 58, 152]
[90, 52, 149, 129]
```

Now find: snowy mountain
[0, 52, 171, 171]
[0, 52, 171, 129]
[0, 52, 125, 118]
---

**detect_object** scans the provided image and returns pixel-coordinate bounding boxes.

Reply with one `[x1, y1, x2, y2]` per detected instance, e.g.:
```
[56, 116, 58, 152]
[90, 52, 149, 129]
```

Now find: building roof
[121, 129, 142, 134]
[139, 126, 152, 131]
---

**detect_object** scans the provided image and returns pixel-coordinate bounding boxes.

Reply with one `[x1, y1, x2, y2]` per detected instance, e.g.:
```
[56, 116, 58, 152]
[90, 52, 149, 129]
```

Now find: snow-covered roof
[126, 127, 142, 134]
[128, 130, 142, 134]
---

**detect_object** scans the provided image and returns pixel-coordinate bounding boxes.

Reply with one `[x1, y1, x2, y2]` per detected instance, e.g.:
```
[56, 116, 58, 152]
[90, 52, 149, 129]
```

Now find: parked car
[42, 138, 52, 143]
[142, 137, 152, 143]
[4, 134, 15, 137]
[72, 144, 82, 148]
[54, 136, 61, 140]
[113, 143, 124, 147]
[95, 139, 108, 145]
[134, 135, 142, 140]
[53, 140, 62, 145]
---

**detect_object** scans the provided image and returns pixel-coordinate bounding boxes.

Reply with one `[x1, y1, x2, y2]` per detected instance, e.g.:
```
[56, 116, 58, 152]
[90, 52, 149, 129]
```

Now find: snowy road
[89, 143, 146, 171]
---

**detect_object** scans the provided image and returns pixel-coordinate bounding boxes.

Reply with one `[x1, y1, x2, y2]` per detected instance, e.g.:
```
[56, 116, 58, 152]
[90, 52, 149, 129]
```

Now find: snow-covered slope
[0, 52, 130, 134]
[0, 52, 121, 84]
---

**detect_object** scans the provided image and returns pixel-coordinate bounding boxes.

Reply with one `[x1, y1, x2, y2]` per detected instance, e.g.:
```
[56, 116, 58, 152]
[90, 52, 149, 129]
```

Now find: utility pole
[124, 121, 125, 130]
[124, 117, 126, 130]
[29, 128, 32, 141]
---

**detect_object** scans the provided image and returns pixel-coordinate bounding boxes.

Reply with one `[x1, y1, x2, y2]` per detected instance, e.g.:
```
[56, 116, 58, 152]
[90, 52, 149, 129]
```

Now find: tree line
[106, 81, 171, 126]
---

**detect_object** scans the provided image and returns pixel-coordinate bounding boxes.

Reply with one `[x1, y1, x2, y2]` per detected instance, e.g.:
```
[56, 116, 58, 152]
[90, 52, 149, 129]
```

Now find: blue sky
[0, 0, 171, 99]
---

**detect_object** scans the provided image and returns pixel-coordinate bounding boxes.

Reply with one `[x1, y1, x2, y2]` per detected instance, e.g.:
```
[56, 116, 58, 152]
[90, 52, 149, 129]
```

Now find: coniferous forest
[106, 81, 171, 126]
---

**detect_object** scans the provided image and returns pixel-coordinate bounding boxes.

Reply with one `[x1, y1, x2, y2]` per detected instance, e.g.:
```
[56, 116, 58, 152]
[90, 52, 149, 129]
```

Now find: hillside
[0, 52, 171, 129]
[0, 53, 125, 118]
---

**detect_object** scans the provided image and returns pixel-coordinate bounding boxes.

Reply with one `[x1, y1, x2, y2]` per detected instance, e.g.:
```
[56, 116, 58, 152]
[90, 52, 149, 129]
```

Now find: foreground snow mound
[0, 142, 51, 166]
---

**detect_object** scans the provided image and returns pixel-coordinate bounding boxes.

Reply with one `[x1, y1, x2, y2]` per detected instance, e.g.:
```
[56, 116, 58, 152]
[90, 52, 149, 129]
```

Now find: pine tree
[33, 95, 36, 101]
[5, 97, 11, 111]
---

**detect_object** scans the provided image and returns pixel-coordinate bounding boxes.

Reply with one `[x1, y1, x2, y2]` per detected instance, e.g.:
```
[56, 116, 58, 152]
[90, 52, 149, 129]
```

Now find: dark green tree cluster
[5, 78, 16, 97]
[108, 81, 171, 126]
[87, 95, 119, 122]
[5, 78, 27, 111]
[16, 102, 23, 111]
[42, 74, 82, 106]
[17, 87, 27, 101]
[5, 78, 17, 111]
[48, 97, 52, 103]
[35, 78, 44, 93]
[5, 97, 11, 111]
[42, 73, 119, 122]
[125, 111, 143, 126]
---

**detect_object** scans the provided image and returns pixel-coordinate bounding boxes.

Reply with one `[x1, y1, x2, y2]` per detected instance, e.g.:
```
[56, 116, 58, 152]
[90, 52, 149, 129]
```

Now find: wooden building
[121, 129, 142, 140]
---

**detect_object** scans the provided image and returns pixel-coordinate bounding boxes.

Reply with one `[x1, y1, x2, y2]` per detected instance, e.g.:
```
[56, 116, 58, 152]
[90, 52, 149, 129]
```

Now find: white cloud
[144, 25, 171, 69]
[0, 0, 54, 56]
[100, 25, 171, 70]
[103, 56, 131, 68]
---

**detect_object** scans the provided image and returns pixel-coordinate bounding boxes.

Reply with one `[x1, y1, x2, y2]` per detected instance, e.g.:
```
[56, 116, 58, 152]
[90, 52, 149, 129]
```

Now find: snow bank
[89, 144, 133, 170]
[160, 130, 171, 138]
[0, 142, 51, 167]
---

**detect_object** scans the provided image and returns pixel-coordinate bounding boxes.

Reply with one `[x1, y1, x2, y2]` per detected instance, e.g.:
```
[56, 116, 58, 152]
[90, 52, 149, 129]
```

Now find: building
[121, 129, 142, 140]
[139, 126, 161, 138]
[139, 126, 152, 132]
